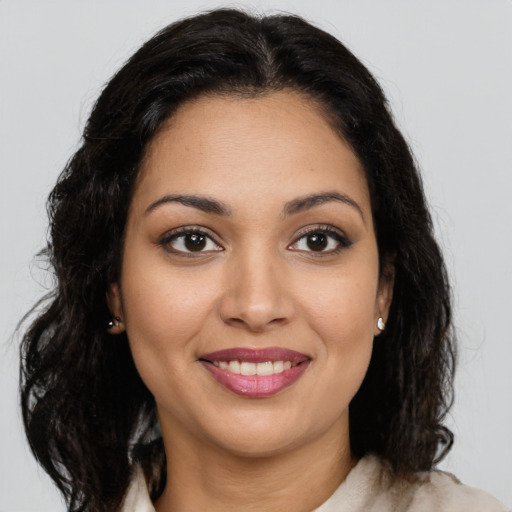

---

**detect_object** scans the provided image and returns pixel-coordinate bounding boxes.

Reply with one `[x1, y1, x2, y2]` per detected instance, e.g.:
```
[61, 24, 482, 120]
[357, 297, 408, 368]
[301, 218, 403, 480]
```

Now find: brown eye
[289, 226, 352, 255]
[184, 233, 206, 251]
[161, 229, 223, 255]
[306, 233, 327, 251]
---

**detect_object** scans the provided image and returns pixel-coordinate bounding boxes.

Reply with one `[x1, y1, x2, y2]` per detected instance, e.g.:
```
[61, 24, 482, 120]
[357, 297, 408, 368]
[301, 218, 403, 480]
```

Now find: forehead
[134, 91, 370, 217]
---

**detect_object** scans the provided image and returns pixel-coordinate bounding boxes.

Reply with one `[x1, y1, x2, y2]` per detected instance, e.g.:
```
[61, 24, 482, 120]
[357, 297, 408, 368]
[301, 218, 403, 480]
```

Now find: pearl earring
[107, 315, 121, 330]
[377, 317, 386, 331]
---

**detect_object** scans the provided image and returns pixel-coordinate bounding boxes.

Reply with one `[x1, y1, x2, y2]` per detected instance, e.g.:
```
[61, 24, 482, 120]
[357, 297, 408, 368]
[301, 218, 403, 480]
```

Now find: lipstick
[199, 347, 311, 398]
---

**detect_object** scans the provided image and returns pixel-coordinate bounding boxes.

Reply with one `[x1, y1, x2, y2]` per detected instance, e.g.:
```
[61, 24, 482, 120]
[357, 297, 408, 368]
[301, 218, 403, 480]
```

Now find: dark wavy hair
[20, 8, 456, 512]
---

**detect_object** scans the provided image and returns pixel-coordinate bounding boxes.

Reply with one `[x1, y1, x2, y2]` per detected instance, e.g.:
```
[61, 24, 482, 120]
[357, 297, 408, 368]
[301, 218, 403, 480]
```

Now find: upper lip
[199, 347, 310, 364]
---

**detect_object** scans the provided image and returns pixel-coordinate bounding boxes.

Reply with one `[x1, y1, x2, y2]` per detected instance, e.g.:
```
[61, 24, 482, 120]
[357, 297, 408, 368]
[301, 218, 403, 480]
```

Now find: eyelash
[158, 224, 352, 257]
[158, 226, 222, 257]
[288, 225, 352, 256]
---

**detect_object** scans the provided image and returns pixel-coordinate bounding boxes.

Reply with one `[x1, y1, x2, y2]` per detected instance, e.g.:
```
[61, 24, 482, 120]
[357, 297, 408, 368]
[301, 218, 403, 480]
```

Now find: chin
[214, 429, 307, 459]
[198, 407, 334, 460]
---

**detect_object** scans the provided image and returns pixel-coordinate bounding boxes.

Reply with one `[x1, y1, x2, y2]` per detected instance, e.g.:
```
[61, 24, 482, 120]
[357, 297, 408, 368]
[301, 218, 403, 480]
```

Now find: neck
[154, 417, 355, 512]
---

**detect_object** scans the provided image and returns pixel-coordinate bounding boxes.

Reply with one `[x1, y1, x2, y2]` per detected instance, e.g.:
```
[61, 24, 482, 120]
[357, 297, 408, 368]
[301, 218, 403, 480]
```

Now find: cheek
[119, 251, 219, 377]
[296, 261, 378, 381]
[301, 264, 378, 337]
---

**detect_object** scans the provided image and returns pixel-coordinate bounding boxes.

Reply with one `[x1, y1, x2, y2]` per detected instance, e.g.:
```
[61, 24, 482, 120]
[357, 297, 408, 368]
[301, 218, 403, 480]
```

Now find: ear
[106, 283, 125, 335]
[374, 262, 394, 336]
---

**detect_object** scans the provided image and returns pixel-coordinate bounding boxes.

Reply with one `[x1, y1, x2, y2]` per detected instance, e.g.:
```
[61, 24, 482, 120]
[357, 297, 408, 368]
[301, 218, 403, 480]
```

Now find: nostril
[223, 315, 288, 333]
[269, 317, 287, 325]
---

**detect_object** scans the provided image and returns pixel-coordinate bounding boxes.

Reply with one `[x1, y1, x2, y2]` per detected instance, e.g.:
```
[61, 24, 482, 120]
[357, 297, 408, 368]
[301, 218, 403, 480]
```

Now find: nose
[218, 248, 294, 333]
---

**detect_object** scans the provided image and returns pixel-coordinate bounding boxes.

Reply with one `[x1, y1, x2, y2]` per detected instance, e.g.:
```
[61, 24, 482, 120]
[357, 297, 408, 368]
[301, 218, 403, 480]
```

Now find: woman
[19, 8, 508, 512]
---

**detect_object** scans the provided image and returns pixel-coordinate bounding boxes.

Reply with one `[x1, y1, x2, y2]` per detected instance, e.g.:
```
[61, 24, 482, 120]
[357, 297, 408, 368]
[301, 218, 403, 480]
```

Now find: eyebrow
[283, 191, 365, 220]
[145, 194, 232, 216]
[145, 191, 364, 220]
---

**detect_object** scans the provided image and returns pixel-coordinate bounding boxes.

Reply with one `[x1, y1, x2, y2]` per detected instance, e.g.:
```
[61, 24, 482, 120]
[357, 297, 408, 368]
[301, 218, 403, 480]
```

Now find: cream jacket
[121, 455, 508, 511]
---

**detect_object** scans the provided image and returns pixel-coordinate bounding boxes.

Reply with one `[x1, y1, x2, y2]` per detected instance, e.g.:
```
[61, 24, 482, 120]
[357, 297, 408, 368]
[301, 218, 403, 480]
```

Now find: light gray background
[1, 1, 511, 510]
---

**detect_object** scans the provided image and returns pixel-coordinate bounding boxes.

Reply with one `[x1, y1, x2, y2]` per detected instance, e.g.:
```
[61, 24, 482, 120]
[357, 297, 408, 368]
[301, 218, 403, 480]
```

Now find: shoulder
[315, 455, 509, 512]
[120, 456, 508, 512]
[402, 467, 508, 512]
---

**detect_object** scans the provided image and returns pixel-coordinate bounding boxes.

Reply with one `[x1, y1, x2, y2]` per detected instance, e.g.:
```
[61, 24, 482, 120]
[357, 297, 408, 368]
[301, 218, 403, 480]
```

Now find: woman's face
[109, 91, 392, 458]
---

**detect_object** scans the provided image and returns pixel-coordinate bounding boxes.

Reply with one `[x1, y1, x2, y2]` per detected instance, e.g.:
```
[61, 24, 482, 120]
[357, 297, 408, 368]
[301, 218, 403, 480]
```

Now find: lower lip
[201, 360, 310, 397]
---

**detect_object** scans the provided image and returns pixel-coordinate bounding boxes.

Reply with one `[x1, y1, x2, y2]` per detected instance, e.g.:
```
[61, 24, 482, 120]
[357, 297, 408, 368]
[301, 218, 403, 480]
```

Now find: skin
[108, 91, 393, 512]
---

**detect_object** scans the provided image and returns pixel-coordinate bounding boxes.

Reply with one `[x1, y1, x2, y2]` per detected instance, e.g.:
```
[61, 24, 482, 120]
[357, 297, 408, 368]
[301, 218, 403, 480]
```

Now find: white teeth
[212, 360, 296, 375]
[228, 360, 241, 374]
[273, 360, 284, 374]
[256, 361, 274, 376]
[240, 362, 257, 375]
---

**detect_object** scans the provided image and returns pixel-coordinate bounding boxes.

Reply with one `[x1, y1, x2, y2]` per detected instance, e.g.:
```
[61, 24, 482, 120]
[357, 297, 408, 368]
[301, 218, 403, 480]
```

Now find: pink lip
[199, 347, 311, 398]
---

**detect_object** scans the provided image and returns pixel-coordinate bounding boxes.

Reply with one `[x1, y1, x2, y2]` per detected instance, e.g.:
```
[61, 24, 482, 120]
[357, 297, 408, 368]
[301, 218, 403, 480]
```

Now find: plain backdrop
[1, 1, 511, 510]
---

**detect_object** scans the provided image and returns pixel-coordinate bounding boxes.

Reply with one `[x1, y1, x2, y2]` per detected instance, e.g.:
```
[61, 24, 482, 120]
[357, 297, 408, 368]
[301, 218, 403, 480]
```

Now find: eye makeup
[157, 225, 223, 257]
[156, 222, 353, 260]
[288, 224, 353, 257]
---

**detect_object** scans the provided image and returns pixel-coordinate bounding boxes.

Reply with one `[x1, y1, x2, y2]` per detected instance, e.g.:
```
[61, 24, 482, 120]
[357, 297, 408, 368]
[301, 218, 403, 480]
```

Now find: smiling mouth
[210, 360, 297, 375]
[199, 348, 311, 397]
